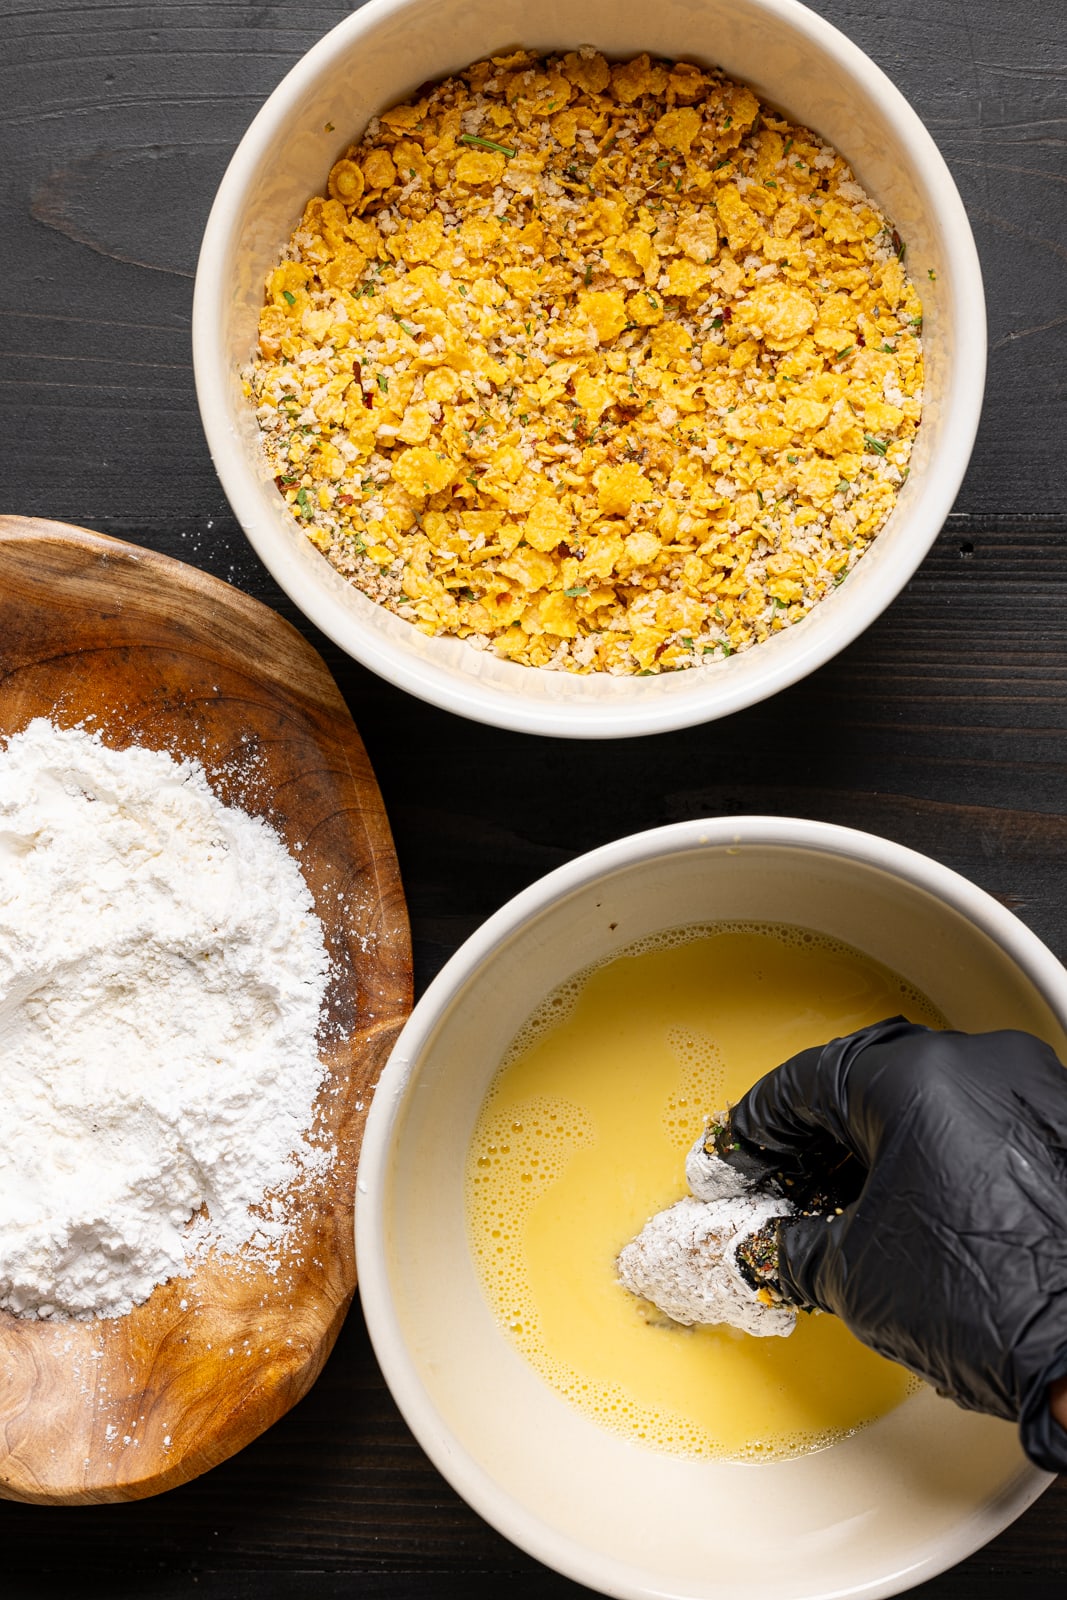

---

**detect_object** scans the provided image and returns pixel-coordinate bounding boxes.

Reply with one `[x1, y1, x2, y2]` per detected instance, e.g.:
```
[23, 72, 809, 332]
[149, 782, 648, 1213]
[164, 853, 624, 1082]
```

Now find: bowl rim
[193, 0, 987, 738]
[355, 816, 1059, 1599]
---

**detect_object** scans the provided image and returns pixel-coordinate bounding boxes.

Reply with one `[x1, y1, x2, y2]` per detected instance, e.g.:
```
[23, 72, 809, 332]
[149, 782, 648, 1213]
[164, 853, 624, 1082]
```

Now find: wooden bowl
[0, 515, 412, 1503]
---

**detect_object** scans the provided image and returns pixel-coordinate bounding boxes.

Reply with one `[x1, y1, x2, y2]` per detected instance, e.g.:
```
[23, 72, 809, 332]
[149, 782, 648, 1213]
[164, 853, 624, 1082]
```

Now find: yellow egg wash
[466, 923, 946, 1460]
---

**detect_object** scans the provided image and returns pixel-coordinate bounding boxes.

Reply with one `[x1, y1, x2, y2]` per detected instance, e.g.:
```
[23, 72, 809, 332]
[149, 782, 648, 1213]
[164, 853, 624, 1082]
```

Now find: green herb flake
[376, 374, 389, 394]
[864, 435, 888, 456]
[282, 290, 297, 306]
[834, 345, 854, 361]
[296, 488, 312, 516]
[787, 453, 798, 464]
[564, 585, 589, 597]
[458, 132, 516, 158]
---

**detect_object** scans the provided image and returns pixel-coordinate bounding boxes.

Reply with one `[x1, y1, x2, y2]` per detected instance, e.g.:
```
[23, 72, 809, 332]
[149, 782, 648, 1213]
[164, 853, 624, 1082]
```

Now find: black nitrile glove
[726, 1018, 1067, 1472]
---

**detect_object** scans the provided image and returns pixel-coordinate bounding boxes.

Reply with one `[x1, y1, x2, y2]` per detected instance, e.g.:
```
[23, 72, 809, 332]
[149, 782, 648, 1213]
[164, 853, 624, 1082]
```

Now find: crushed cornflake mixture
[247, 48, 924, 675]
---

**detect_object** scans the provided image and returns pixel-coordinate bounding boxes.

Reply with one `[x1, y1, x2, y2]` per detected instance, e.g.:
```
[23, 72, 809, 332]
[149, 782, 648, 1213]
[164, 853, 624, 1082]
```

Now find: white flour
[617, 1126, 795, 1336]
[0, 719, 332, 1320]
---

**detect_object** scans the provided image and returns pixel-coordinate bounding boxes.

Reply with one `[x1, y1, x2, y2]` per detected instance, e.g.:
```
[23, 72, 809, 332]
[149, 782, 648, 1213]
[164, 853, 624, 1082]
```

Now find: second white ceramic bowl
[194, 0, 985, 736]
[356, 818, 1065, 1599]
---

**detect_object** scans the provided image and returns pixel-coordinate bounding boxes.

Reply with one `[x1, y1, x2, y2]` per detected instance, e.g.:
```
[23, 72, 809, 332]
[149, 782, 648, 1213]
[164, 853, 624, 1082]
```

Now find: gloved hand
[724, 1017, 1067, 1472]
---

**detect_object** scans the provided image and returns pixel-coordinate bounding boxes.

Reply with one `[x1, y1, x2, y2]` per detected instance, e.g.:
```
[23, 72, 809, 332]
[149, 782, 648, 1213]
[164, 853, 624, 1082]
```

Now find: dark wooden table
[2, 0, 1065, 1594]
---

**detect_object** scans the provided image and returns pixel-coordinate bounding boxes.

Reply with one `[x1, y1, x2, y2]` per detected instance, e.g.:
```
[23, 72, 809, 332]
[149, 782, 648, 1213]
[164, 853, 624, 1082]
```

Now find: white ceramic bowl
[194, 0, 985, 737]
[356, 818, 1066, 1599]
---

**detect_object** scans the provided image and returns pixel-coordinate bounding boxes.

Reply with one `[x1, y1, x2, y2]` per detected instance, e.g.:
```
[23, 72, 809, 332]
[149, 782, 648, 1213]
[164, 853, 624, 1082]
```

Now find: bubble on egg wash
[466, 1095, 593, 1351]
[662, 1026, 727, 1147]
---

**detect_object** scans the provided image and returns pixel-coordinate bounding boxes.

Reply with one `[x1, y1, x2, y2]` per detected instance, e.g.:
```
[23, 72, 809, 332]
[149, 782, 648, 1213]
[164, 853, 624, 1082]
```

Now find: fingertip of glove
[775, 1211, 837, 1312]
[1018, 1354, 1067, 1474]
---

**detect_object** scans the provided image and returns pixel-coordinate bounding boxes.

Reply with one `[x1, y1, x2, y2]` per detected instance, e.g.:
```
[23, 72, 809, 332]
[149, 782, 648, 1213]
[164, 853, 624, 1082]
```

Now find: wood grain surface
[0, 0, 1065, 1593]
[0, 517, 412, 1504]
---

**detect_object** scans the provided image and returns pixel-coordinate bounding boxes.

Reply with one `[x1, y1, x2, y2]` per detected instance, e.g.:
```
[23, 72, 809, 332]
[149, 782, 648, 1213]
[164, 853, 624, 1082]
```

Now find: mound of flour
[0, 719, 331, 1320]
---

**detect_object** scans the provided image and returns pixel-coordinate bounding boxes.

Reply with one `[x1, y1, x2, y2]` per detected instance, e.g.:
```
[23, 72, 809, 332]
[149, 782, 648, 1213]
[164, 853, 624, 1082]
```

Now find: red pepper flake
[351, 357, 374, 408]
[336, 493, 355, 506]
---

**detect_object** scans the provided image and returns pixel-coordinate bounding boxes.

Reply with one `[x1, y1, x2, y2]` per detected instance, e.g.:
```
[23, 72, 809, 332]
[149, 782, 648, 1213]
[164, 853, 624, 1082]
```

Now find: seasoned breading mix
[247, 49, 924, 674]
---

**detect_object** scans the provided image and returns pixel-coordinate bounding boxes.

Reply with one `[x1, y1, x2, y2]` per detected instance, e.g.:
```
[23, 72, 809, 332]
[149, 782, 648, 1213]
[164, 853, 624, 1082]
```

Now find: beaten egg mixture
[466, 924, 944, 1459]
[249, 49, 923, 675]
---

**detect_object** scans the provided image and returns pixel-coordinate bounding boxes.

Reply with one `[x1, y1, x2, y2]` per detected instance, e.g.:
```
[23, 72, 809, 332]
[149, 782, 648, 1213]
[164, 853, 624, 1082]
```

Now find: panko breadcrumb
[246, 49, 924, 675]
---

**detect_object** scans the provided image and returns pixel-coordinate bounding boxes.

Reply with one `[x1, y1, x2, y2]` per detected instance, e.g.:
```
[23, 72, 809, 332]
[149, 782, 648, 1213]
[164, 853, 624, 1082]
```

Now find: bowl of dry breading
[355, 816, 1067, 1598]
[194, 0, 984, 737]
